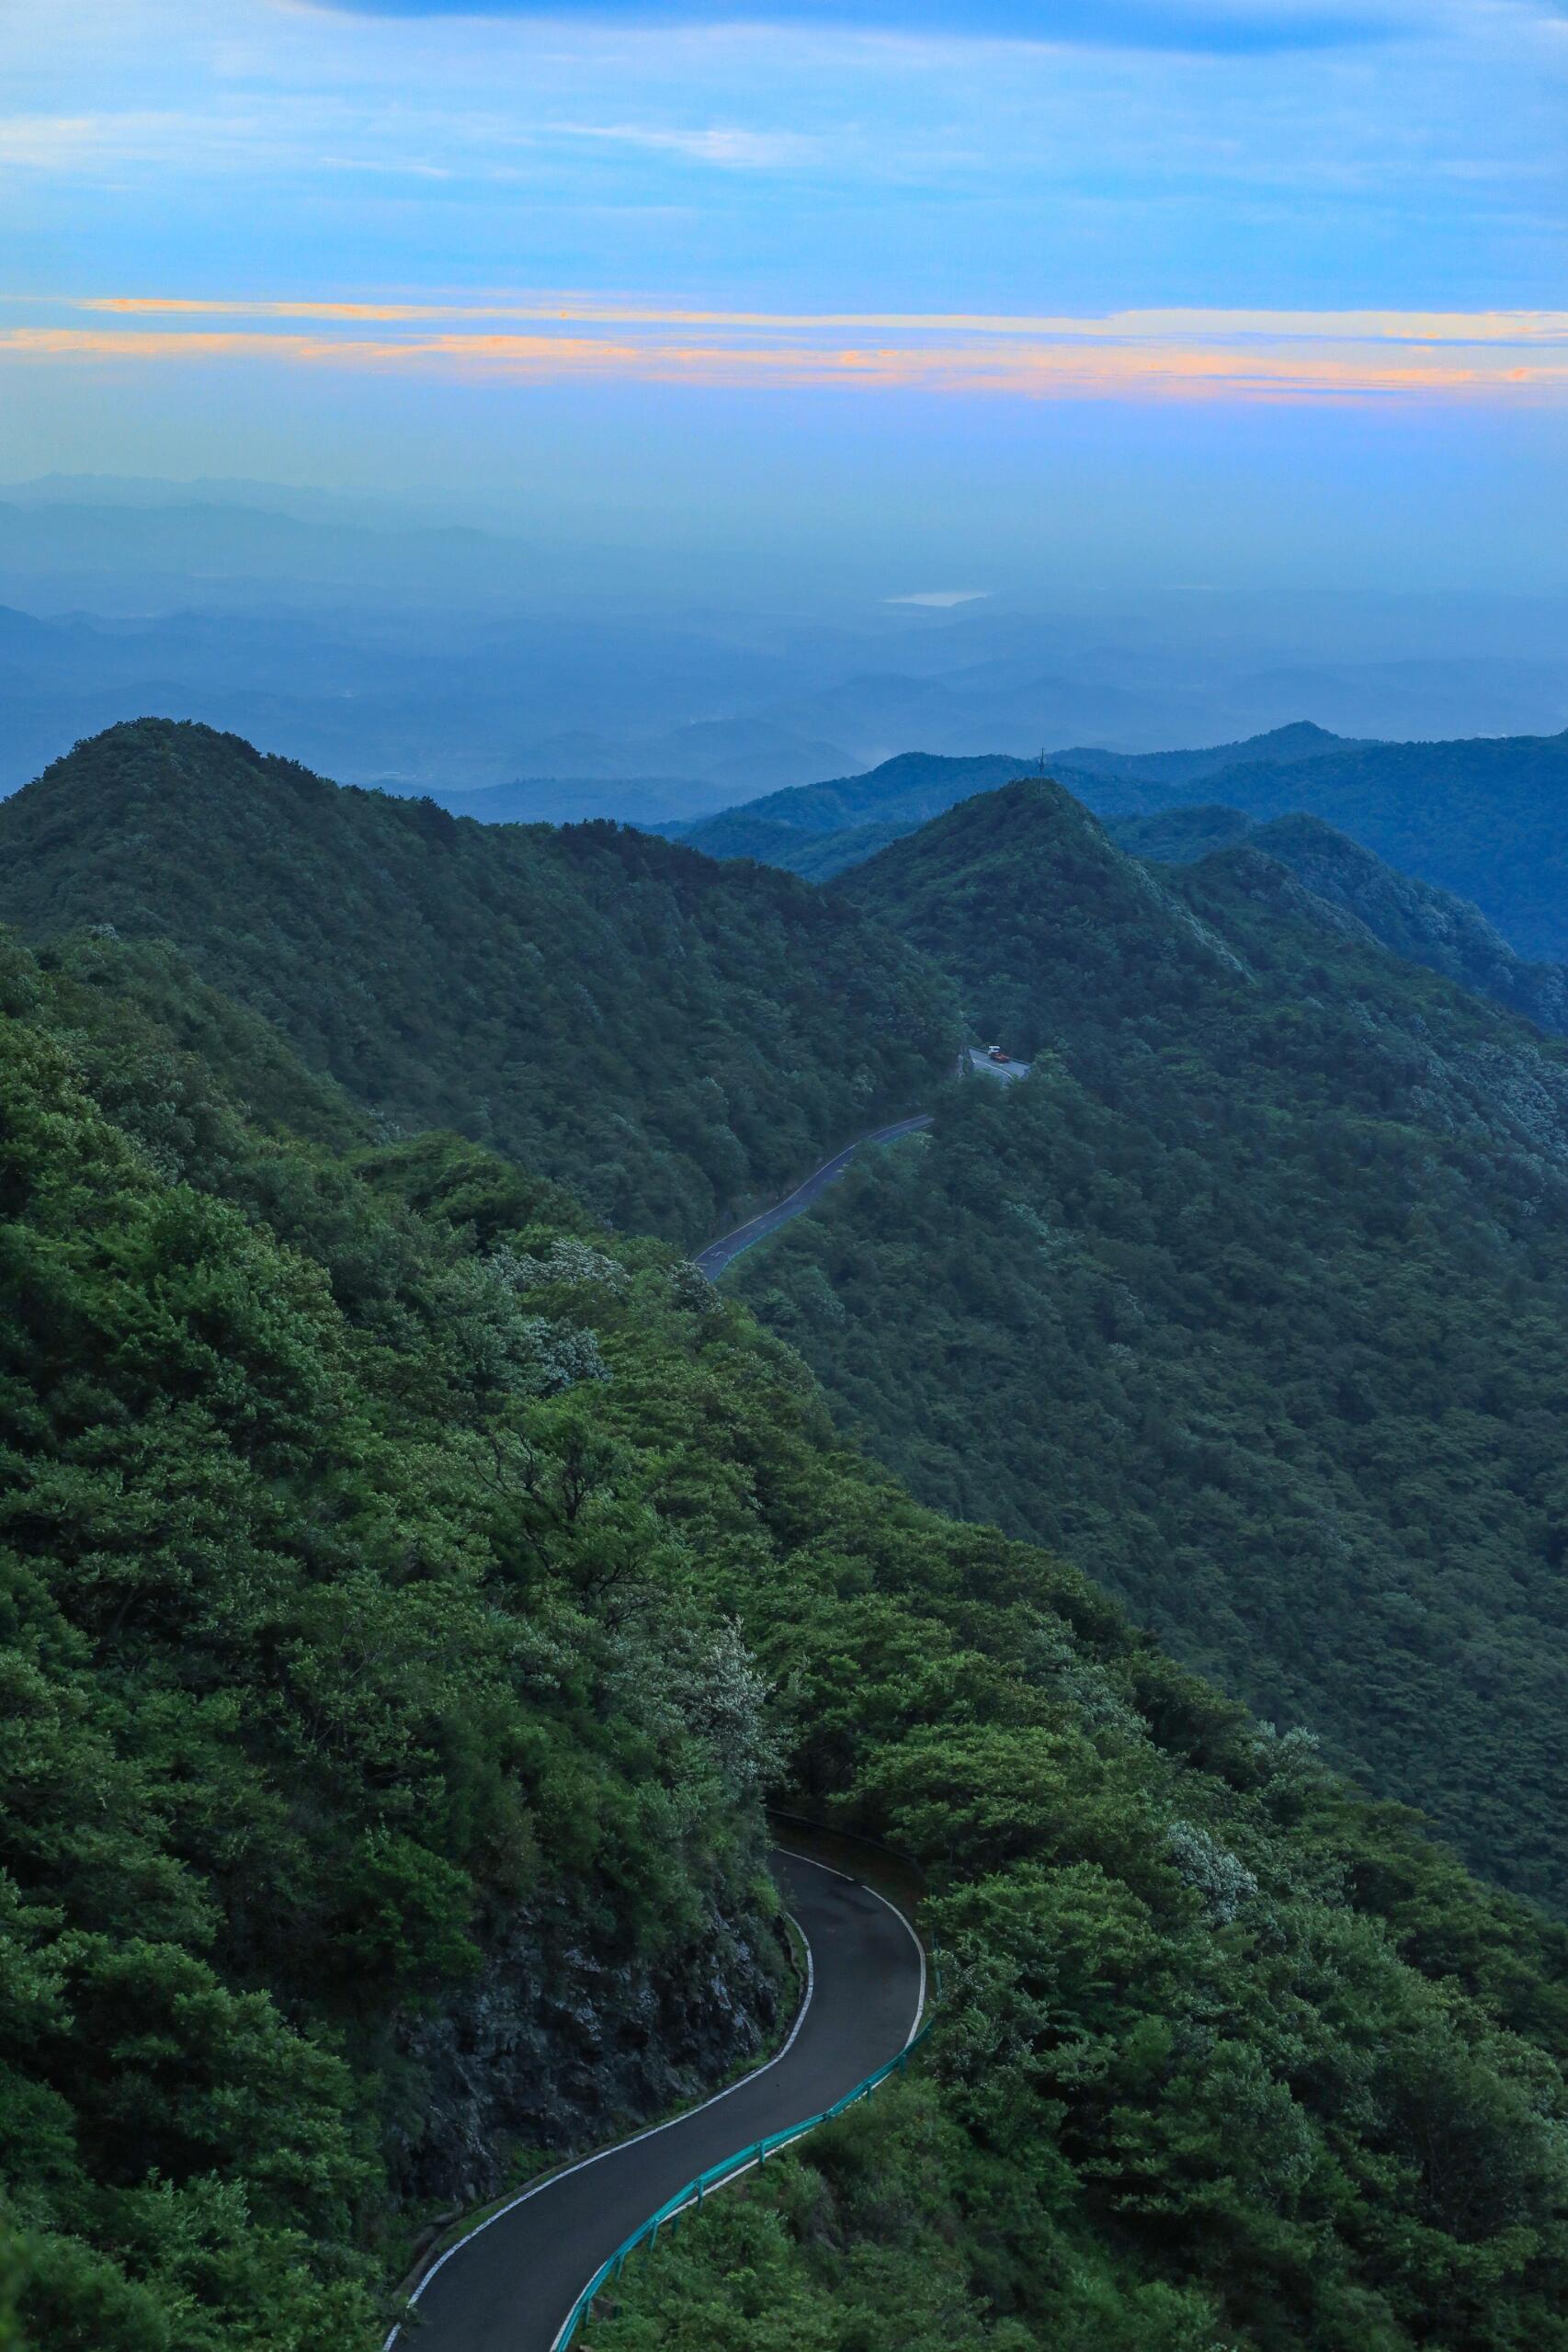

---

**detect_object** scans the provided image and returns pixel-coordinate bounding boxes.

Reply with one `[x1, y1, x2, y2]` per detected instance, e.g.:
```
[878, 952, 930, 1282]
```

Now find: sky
[2, 0, 1566, 594]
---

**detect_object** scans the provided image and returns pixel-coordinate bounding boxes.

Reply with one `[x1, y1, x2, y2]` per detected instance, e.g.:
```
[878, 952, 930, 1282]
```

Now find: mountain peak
[0, 717, 958, 1245]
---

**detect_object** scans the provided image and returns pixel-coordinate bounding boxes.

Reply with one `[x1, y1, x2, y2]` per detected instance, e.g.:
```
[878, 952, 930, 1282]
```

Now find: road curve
[695, 1116, 932, 1280]
[966, 1047, 1030, 1084]
[392, 1852, 925, 2352]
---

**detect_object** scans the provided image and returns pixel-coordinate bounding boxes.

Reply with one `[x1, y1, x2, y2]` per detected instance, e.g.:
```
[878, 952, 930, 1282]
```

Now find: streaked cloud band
[4, 298, 1565, 401]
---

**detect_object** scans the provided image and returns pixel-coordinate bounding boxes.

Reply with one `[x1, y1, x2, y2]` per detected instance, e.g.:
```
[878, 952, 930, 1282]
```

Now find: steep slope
[726, 781, 1568, 1907]
[1108, 806, 1568, 1034]
[1182, 730, 1568, 960]
[0, 926, 789, 2347]
[0, 721, 957, 1245]
[835, 777, 1245, 1057]
[8, 919, 1568, 2352]
[665, 724, 1568, 964]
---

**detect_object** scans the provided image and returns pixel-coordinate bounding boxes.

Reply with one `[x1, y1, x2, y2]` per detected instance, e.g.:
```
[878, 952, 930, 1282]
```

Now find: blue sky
[2, 0, 1565, 590]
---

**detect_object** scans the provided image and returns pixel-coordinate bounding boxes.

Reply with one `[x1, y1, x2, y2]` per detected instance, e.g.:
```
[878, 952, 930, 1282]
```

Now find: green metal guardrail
[553, 1963, 940, 2350]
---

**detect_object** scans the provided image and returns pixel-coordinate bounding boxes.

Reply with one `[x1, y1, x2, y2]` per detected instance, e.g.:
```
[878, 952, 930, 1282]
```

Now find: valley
[6, 720, 1568, 2352]
[14, 0, 1568, 2341]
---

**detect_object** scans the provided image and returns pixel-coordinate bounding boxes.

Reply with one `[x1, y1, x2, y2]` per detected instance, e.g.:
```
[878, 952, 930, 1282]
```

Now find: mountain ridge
[0, 719, 958, 1245]
[704, 776, 1568, 1907]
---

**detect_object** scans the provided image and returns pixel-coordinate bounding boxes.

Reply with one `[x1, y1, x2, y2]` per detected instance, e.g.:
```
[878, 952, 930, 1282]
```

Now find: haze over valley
[10, 0, 1568, 2347]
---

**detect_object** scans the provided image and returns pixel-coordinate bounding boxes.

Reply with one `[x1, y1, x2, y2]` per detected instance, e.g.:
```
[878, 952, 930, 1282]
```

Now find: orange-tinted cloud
[3, 303, 1565, 401]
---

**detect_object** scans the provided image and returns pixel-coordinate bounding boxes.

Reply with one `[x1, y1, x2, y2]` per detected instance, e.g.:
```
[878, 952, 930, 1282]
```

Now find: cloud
[5, 299, 1565, 401]
[307, 0, 1403, 56]
[549, 120, 820, 165]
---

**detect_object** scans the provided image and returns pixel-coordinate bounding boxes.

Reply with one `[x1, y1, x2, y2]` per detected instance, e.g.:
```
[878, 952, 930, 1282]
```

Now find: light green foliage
[0, 928, 785, 2346]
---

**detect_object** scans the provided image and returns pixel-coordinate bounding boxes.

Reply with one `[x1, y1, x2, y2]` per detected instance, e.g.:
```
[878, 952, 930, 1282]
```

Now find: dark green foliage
[0, 721, 958, 1244]
[664, 812, 925, 882]
[1108, 806, 1568, 1034]
[1235, 812, 1568, 1032]
[723, 781, 1568, 1905]
[1104, 803, 1256, 863]
[1142, 730, 1568, 960]
[664, 730, 1370, 881]
[0, 929, 789, 2346]
[11, 756, 1568, 2350]
[665, 724, 1568, 967]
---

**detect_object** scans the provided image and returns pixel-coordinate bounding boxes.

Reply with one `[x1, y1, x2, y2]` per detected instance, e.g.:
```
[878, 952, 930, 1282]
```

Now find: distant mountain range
[663, 721, 1568, 962]
[659, 726, 1351, 860]
[5, 482, 1567, 805]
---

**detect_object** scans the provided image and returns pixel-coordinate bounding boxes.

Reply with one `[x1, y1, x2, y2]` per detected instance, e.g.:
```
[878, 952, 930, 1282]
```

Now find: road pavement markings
[540, 1854, 929, 2351]
[384, 1906, 817, 2348]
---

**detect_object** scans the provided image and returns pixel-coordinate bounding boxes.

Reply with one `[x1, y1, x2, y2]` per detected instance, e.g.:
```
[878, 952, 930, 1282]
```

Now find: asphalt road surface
[966, 1047, 1030, 1083]
[392, 1851, 926, 2352]
[694, 1115, 932, 1280]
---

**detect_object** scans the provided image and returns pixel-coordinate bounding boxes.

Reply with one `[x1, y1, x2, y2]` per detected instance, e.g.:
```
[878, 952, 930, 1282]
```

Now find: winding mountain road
[695, 1116, 933, 1279]
[695, 1056, 1031, 1282]
[966, 1047, 1030, 1084]
[392, 1852, 925, 2352]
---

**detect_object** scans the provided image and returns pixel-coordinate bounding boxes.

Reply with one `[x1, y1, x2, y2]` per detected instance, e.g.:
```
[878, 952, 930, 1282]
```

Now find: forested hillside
[667, 727, 1362, 865]
[1107, 807, 1568, 1034]
[662, 725, 1568, 969]
[727, 781, 1568, 1907]
[668, 751, 1030, 851]
[0, 721, 957, 1245]
[7, 915, 1568, 2352]
[1158, 731, 1568, 961]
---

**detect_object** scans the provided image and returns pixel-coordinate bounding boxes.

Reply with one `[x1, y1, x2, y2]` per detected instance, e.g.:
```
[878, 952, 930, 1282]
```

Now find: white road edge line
[382, 1906, 817, 2349]
[697, 1119, 931, 1267]
[774, 1847, 926, 2047]
[545, 1851, 928, 2350]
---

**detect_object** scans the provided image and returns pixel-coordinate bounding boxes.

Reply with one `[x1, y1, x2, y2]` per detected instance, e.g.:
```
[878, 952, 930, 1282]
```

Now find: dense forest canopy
[0, 721, 958, 1246]
[719, 781, 1568, 1908]
[1105, 808, 1568, 1034]
[661, 725, 1568, 965]
[6, 915, 1568, 2352]
[1171, 732, 1568, 963]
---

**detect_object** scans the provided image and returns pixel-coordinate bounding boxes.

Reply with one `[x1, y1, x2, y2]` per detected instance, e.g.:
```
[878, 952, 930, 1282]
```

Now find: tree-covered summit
[717, 779, 1568, 1908]
[0, 719, 958, 1244]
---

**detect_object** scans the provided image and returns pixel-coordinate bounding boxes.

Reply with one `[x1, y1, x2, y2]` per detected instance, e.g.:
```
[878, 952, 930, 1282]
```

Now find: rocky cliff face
[394, 1886, 788, 2208]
